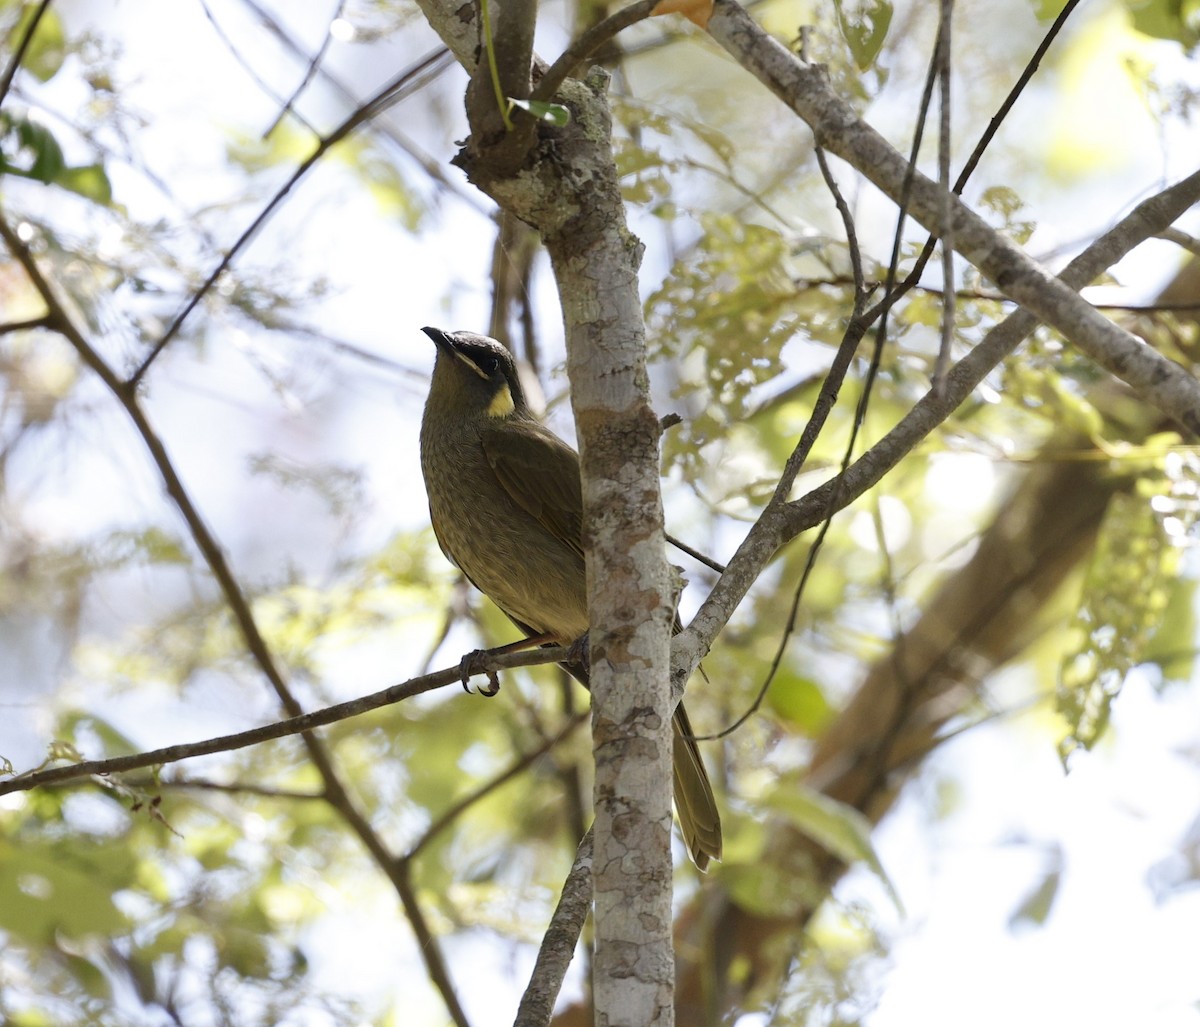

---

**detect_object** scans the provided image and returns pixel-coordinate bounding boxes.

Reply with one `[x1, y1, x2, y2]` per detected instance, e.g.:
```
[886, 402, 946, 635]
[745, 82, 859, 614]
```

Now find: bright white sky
[4, 1, 1200, 1024]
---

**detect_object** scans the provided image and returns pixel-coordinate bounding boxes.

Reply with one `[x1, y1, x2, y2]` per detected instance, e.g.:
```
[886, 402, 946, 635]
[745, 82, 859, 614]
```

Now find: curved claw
[459, 649, 502, 697]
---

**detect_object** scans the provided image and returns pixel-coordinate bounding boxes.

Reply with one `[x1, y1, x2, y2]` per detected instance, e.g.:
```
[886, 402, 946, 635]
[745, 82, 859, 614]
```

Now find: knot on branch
[452, 74, 621, 244]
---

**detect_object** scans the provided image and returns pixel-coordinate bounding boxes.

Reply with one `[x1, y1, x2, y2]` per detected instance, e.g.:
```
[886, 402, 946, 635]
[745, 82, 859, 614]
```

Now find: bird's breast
[420, 429, 588, 644]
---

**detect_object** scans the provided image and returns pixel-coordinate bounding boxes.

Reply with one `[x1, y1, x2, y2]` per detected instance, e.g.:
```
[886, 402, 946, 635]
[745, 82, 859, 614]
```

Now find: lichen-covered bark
[455, 66, 677, 1027]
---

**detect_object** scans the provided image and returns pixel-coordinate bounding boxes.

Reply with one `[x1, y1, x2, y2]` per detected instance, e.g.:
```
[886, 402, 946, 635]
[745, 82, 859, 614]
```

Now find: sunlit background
[2, 0, 1199, 1024]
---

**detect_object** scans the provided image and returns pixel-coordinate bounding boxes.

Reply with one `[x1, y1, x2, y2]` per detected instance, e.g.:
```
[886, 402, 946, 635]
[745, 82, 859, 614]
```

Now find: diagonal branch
[128, 45, 453, 386]
[0, 645, 573, 797]
[675, 168, 1200, 695]
[514, 828, 595, 1027]
[405, 711, 588, 859]
[706, 0, 1200, 434]
[530, 0, 658, 103]
[0, 207, 475, 1027]
[0, 0, 53, 109]
[262, 0, 346, 138]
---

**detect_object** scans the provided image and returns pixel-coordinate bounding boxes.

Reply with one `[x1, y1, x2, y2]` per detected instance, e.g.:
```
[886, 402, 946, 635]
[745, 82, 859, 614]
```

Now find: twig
[797, 0, 1086, 360]
[784, 169, 1200, 532]
[934, 0, 955, 392]
[236, 0, 479, 206]
[0, 206, 473, 1027]
[666, 531, 725, 573]
[394, 860, 473, 1027]
[0, 314, 52, 335]
[784, 276, 1200, 315]
[530, 0, 659, 103]
[0, 644, 571, 797]
[128, 45, 453, 387]
[679, 169, 1200, 702]
[197, 0, 320, 136]
[148, 777, 326, 800]
[0, 0, 53, 109]
[952, 0, 1083, 196]
[513, 828, 594, 1027]
[406, 712, 588, 859]
[708, 1, 1200, 431]
[694, 32, 879, 740]
[263, 0, 346, 138]
[1157, 226, 1200, 257]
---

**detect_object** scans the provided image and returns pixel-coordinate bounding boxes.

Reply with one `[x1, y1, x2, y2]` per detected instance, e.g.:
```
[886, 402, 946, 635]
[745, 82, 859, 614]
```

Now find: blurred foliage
[835, 0, 894, 70]
[1058, 443, 1199, 763]
[3, 0, 66, 82]
[0, 0, 1198, 1023]
[0, 111, 111, 203]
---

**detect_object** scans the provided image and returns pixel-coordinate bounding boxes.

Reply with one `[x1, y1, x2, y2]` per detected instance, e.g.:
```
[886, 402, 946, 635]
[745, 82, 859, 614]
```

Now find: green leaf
[767, 784, 902, 913]
[767, 669, 834, 735]
[8, 1010, 57, 1027]
[57, 712, 142, 759]
[1032, 0, 1072, 20]
[9, 4, 66, 82]
[1008, 854, 1062, 929]
[835, 0, 893, 70]
[0, 839, 131, 943]
[1124, 0, 1200, 47]
[1141, 576, 1197, 681]
[1057, 457, 1190, 762]
[64, 953, 113, 1000]
[509, 98, 571, 126]
[0, 111, 65, 183]
[0, 112, 113, 205]
[54, 163, 113, 204]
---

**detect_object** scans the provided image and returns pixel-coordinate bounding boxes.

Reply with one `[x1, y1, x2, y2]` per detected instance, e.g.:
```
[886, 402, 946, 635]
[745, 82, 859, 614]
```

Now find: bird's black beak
[421, 326, 453, 352]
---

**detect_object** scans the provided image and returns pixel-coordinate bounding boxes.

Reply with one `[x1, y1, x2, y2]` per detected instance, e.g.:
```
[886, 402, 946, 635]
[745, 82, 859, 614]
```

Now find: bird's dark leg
[458, 649, 501, 696]
[564, 632, 590, 672]
[459, 632, 558, 696]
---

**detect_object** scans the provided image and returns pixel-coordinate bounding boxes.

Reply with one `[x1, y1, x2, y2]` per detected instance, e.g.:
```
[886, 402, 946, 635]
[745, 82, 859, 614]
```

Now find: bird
[418, 326, 722, 869]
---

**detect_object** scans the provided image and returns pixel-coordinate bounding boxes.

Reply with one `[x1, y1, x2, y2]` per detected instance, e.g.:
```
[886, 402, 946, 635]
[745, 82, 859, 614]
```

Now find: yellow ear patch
[487, 383, 515, 418]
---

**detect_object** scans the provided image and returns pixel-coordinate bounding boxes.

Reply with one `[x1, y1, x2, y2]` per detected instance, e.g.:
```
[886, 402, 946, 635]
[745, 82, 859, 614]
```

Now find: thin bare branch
[784, 170, 1200, 532]
[1158, 226, 1200, 257]
[128, 45, 453, 386]
[394, 859, 474, 1027]
[785, 276, 1200, 315]
[531, 0, 658, 103]
[0, 313, 52, 335]
[666, 532, 726, 574]
[706, 0, 1200, 433]
[0, 206, 480, 1027]
[151, 777, 326, 800]
[406, 711, 588, 859]
[0, 0, 53, 109]
[263, 0, 346, 138]
[953, 0, 1083, 194]
[236, 0, 479, 204]
[934, 0, 955, 390]
[0, 645, 570, 797]
[675, 168, 1200, 695]
[197, 0, 320, 136]
[514, 829, 594, 1027]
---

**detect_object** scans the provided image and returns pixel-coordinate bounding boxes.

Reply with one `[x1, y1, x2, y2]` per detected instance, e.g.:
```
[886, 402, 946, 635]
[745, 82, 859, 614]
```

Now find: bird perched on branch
[418, 326, 722, 869]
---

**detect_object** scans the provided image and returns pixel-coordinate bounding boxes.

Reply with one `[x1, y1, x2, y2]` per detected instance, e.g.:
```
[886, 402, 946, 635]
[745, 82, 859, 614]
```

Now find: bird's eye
[476, 355, 499, 375]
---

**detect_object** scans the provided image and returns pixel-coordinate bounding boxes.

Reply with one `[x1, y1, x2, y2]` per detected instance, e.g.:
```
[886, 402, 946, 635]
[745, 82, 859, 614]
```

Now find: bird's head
[421, 326, 528, 422]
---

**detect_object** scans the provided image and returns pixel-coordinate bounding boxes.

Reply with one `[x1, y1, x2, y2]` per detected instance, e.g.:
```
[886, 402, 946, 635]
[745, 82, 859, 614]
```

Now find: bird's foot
[564, 632, 591, 672]
[458, 649, 501, 697]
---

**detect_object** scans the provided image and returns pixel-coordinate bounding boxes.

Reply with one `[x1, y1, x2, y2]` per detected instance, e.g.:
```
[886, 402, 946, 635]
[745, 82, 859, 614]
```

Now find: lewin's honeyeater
[417, 326, 721, 869]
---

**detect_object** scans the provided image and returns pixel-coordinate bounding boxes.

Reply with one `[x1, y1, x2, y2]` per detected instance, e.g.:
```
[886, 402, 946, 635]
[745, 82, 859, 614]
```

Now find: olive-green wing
[481, 419, 584, 559]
